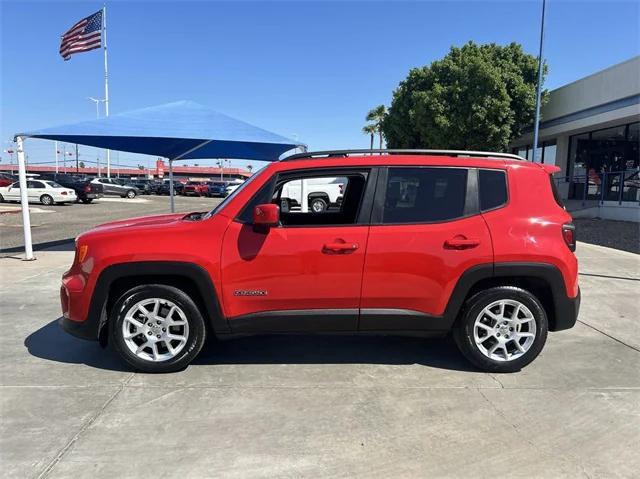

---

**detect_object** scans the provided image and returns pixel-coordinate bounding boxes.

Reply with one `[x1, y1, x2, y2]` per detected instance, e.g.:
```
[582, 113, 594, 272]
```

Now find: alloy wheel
[121, 298, 189, 362]
[472, 299, 537, 362]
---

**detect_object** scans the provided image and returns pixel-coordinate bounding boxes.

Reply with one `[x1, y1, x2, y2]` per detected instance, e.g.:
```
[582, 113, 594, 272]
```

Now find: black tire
[309, 197, 328, 213]
[81, 198, 93, 204]
[110, 284, 207, 373]
[0, 193, 4, 202]
[453, 286, 548, 373]
[126, 190, 136, 199]
[40, 194, 53, 206]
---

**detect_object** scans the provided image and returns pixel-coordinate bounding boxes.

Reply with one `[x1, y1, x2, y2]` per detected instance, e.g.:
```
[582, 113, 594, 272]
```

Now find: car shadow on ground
[25, 319, 477, 373]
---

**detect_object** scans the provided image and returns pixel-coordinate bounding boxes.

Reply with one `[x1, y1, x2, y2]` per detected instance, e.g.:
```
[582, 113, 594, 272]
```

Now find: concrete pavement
[0, 242, 638, 478]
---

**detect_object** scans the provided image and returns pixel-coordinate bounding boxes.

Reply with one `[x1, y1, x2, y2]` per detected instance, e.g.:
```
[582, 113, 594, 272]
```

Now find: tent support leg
[169, 159, 175, 213]
[16, 136, 35, 261]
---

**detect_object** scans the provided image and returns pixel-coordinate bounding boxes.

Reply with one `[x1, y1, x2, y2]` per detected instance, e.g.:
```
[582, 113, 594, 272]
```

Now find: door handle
[322, 241, 359, 253]
[444, 237, 480, 249]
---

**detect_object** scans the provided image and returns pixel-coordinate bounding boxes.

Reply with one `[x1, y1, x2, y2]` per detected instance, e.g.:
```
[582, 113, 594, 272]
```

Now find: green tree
[78, 161, 85, 168]
[365, 105, 387, 149]
[362, 124, 377, 150]
[383, 42, 547, 151]
[247, 164, 253, 173]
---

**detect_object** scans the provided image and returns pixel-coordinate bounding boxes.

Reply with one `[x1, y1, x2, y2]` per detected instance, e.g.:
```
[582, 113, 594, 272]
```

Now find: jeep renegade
[60, 150, 580, 373]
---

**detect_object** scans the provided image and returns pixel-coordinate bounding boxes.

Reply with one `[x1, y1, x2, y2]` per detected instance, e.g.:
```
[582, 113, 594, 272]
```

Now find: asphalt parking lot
[1, 240, 639, 478]
[0, 194, 223, 250]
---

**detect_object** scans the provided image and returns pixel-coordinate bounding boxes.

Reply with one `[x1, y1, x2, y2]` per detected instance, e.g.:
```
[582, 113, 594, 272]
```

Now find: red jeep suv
[59, 150, 579, 373]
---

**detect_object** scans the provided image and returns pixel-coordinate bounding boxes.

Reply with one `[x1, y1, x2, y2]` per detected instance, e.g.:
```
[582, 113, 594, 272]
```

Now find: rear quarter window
[478, 169, 508, 211]
[549, 175, 564, 207]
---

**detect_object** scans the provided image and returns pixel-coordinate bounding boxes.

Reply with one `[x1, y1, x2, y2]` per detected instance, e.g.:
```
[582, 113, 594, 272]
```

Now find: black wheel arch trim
[77, 261, 228, 341]
[444, 262, 579, 332]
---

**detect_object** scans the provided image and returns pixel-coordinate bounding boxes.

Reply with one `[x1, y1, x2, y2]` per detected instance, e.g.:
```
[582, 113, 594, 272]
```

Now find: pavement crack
[35, 373, 135, 479]
[578, 320, 640, 353]
[488, 373, 505, 388]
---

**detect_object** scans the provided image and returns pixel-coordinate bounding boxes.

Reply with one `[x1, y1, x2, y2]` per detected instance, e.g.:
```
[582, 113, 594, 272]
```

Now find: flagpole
[102, 4, 111, 178]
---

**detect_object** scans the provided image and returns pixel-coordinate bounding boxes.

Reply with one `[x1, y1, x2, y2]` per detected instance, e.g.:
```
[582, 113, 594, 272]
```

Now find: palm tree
[362, 124, 376, 150]
[246, 164, 253, 174]
[366, 105, 387, 149]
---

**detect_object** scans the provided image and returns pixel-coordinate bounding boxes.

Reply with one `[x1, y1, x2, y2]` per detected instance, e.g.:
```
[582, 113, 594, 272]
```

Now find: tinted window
[28, 181, 45, 188]
[478, 169, 508, 211]
[383, 168, 467, 223]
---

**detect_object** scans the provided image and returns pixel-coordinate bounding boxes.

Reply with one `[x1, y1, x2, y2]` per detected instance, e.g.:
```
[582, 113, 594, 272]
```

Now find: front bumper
[552, 287, 580, 331]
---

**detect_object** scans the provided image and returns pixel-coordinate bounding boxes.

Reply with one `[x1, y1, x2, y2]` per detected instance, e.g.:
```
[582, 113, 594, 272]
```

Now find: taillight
[562, 223, 576, 252]
[84, 185, 91, 192]
[61, 191, 67, 195]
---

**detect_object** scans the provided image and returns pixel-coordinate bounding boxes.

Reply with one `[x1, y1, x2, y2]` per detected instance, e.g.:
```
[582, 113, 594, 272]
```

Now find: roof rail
[282, 149, 525, 162]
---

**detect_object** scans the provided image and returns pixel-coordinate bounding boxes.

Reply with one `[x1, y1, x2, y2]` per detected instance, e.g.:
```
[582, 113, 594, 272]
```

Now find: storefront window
[542, 141, 557, 166]
[567, 121, 640, 200]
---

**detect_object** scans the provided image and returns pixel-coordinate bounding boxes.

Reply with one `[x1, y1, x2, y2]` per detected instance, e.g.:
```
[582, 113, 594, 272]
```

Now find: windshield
[202, 171, 263, 219]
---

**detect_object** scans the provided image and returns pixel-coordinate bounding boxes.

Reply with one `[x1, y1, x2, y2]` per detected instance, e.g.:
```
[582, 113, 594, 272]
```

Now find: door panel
[220, 221, 369, 329]
[360, 215, 492, 324]
[5, 184, 20, 201]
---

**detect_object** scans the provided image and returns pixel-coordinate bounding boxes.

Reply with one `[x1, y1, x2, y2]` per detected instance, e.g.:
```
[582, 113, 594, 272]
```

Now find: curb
[0, 238, 75, 254]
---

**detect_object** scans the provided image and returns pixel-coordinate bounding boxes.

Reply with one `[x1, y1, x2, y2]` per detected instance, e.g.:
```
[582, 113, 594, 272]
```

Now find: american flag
[59, 10, 102, 61]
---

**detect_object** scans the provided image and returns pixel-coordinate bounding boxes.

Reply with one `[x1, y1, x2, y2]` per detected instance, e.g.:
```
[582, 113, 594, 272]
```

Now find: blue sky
[2, 0, 639, 170]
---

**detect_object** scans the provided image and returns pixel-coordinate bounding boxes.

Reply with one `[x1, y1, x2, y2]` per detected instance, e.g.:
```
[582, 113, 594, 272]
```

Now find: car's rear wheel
[110, 285, 206, 373]
[40, 194, 53, 206]
[81, 198, 93, 204]
[453, 286, 548, 373]
[126, 190, 136, 199]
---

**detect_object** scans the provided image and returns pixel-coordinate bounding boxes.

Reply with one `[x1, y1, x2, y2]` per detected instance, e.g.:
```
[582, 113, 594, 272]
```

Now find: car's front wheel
[110, 285, 206, 373]
[126, 190, 136, 199]
[453, 286, 548, 373]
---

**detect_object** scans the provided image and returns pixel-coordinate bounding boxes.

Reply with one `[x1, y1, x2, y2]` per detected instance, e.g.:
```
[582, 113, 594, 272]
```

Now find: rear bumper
[552, 287, 580, 331]
[59, 315, 98, 341]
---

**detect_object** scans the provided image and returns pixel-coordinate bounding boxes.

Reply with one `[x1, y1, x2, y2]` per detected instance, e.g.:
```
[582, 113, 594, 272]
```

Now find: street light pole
[532, 0, 547, 163]
[88, 97, 105, 176]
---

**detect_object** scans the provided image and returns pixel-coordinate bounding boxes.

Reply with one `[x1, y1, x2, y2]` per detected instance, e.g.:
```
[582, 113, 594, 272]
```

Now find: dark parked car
[154, 179, 184, 195]
[206, 181, 228, 197]
[39, 173, 103, 204]
[91, 178, 139, 198]
[132, 180, 154, 195]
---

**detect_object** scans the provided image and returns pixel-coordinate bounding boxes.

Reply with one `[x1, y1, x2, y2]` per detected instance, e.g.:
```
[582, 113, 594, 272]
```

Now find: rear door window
[382, 168, 468, 223]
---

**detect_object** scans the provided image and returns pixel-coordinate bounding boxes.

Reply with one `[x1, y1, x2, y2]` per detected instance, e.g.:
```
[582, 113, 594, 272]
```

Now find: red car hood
[93, 213, 187, 231]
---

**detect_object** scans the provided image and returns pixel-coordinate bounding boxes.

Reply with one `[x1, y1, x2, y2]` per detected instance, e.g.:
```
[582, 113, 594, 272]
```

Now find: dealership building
[511, 56, 639, 221]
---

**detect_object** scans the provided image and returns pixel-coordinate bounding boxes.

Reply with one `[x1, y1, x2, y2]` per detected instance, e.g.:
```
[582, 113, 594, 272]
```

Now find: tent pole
[169, 159, 175, 213]
[16, 136, 35, 261]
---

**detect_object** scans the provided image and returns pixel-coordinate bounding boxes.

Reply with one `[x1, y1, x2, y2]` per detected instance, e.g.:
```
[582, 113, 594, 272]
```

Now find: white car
[0, 179, 77, 205]
[225, 180, 245, 196]
[280, 177, 345, 212]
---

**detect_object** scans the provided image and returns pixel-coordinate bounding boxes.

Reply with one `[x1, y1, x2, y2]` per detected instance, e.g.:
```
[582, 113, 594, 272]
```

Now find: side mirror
[253, 203, 280, 228]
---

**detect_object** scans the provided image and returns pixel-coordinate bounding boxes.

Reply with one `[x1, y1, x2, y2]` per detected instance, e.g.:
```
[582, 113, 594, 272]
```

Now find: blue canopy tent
[13, 100, 305, 259]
